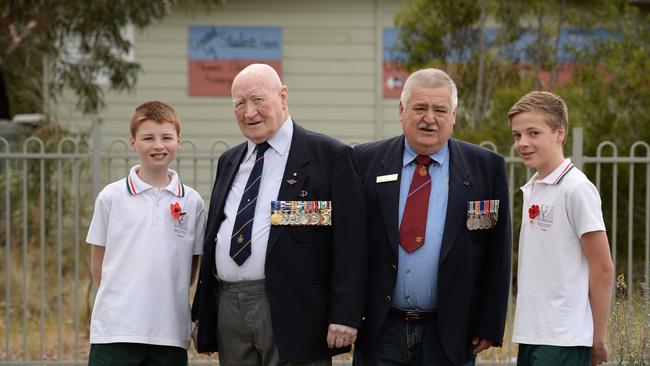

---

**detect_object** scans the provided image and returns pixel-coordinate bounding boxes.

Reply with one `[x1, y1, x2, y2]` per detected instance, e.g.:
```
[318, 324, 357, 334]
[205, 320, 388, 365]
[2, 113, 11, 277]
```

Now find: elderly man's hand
[327, 324, 357, 348]
[472, 337, 494, 354]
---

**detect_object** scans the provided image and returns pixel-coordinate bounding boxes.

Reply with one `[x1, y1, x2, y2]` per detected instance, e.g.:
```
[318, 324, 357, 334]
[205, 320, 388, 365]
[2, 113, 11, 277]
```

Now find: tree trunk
[550, 0, 566, 89]
[472, 0, 488, 128]
[534, 6, 545, 90]
[0, 71, 10, 119]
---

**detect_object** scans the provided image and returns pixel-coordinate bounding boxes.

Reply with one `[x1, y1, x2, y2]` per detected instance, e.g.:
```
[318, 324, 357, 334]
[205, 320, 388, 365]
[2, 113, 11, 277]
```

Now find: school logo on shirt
[534, 204, 554, 231]
[173, 215, 188, 237]
[539, 205, 554, 223]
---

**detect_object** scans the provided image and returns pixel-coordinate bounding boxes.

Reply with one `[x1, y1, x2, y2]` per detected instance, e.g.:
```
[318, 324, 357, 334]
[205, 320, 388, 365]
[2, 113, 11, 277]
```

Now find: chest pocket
[290, 226, 318, 243]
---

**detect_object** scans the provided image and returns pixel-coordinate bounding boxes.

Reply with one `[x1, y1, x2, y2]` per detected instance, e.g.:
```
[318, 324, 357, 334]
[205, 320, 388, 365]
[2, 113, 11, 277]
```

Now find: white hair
[400, 68, 458, 109]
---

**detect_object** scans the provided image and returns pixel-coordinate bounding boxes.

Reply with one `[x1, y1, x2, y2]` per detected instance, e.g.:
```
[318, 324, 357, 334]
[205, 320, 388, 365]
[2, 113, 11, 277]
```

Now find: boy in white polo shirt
[508, 91, 614, 366]
[86, 101, 206, 365]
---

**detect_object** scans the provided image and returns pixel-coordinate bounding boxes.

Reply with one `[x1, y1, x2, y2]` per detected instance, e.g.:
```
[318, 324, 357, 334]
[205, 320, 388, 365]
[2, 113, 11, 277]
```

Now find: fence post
[572, 127, 584, 170]
[92, 121, 101, 199]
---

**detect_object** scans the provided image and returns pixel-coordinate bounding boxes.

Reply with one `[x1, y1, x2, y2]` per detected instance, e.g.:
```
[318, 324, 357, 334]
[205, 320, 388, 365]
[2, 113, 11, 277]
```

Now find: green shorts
[88, 343, 188, 366]
[517, 344, 591, 366]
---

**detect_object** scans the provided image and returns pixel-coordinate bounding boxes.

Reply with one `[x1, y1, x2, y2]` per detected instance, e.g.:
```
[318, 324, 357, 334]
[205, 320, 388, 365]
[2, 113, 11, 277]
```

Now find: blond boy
[508, 91, 614, 366]
[86, 101, 206, 365]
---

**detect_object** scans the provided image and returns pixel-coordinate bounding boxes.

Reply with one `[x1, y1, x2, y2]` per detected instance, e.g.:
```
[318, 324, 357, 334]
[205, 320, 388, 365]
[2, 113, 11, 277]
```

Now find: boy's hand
[591, 341, 608, 365]
[191, 323, 198, 351]
[191, 322, 211, 355]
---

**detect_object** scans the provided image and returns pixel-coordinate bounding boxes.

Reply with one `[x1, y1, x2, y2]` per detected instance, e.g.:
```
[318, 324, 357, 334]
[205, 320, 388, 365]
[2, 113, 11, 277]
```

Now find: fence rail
[1, 127, 648, 365]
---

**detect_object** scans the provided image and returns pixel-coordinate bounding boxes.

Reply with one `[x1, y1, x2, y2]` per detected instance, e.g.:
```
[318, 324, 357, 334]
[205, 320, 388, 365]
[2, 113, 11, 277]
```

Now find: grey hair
[400, 68, 458, 109]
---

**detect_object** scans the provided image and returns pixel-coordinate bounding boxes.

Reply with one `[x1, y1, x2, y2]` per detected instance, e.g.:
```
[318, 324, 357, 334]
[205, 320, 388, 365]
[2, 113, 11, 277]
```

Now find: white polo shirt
[513, 159, 606, 347]
[86, 165, 206, 349]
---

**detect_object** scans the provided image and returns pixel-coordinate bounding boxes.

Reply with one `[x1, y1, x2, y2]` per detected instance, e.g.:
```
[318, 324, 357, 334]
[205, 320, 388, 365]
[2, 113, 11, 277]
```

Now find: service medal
[489, 212, 497, 228]
[299, 210, 309, 225]
[479, 214, 490, 229]
[310, 211, 320, 225]
[271, 212, 283, 225]
[468, 215, 479, 230]
[287, 212, 296, 225]
[321, 209, 331, 226]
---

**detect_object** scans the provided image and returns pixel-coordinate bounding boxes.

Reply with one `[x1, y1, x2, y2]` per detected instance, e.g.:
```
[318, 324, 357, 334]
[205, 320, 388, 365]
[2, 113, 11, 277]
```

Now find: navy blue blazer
[353, 136, 511, 365]
[192, 122, 367, 363]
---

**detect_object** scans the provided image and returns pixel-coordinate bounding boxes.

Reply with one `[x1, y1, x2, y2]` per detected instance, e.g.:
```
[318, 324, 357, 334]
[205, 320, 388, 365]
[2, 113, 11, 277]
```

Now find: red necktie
[399, 155, 433, 253]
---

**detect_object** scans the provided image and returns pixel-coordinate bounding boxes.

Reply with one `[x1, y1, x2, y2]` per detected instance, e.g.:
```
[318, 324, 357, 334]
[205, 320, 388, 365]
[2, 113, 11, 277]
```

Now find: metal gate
[1, 126, 648, 365]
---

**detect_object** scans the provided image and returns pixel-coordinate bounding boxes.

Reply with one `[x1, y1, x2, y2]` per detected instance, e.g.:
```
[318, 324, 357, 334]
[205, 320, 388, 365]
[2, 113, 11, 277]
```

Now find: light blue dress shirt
[392, 141, 449, 310]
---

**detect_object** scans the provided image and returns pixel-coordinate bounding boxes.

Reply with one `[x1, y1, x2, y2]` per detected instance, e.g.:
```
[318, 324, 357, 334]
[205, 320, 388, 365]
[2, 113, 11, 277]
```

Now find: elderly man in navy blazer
[353, 68, 511, 366]
[191, 63, 367, 366]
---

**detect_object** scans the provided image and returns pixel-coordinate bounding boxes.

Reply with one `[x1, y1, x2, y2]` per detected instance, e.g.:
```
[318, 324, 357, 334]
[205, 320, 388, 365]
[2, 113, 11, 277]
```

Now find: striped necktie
[230, 142, 270, 265]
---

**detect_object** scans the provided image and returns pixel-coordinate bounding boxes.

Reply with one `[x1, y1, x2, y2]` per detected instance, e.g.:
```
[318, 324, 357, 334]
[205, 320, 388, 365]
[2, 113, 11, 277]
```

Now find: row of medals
[466, 213, 497, 230]
[271, 209, 332, 226]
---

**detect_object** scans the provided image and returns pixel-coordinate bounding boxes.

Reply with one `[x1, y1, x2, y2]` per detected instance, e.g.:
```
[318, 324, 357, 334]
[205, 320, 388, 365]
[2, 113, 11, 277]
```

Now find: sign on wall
[383, 28, 410, 99]
[188, 26, 283, 96]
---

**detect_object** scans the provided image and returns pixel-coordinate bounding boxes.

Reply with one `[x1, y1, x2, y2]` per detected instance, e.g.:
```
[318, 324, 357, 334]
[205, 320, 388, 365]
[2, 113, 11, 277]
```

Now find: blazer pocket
[289, 226, 316, 243]
[468, 226, 494, 243]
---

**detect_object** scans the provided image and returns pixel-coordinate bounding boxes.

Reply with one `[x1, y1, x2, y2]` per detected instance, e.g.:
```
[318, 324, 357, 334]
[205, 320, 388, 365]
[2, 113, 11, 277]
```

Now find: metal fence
[0, 126, 648, 365]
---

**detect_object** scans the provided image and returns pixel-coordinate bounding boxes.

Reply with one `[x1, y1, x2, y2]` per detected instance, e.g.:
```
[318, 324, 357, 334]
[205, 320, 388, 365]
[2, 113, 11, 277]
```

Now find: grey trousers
[215, 279, 331, 366]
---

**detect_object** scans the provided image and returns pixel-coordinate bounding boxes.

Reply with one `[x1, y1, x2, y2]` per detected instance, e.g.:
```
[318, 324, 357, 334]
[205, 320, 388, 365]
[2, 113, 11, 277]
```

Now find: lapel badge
[286, 179, 297, 185]
[299, 190, 308, 198]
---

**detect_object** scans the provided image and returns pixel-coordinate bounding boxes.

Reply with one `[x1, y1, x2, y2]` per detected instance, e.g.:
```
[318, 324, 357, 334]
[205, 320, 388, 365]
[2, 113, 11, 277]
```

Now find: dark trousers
[517, 344, 591, 366]
[354, 312, 475, 366]
[88, 343, 187, 366]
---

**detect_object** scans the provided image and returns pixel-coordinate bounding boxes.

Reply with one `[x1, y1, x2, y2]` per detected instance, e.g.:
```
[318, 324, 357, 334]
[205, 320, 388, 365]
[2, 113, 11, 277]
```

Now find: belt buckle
[404, 311, 422, 324]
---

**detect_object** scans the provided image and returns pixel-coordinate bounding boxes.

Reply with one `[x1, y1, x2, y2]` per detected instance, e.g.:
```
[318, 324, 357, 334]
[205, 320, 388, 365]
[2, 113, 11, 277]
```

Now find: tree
[393, 0, 618, 131]
[0, 1, 202, 118]
[394, 0, 650, 281]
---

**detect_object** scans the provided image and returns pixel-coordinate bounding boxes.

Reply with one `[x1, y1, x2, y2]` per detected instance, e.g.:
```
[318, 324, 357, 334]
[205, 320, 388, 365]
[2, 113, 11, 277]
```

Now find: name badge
[376, 174, 398, 183]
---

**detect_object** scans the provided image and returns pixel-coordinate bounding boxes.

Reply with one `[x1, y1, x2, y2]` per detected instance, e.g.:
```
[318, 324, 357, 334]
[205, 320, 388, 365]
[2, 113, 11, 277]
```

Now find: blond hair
[507, 91, 568, 133]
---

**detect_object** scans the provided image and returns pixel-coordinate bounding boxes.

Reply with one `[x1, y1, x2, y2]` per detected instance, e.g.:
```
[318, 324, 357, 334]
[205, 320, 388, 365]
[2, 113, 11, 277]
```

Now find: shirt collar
[126, 165, 184, 197]
[402, 140, 449, 168]
[522, 158, 574, 190]
[244, 116, 293, 161]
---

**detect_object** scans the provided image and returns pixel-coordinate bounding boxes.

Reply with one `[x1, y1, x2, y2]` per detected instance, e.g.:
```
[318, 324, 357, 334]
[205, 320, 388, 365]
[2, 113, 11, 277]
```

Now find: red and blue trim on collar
[552, 161, 574, 185]
[125, 175, 185, 197]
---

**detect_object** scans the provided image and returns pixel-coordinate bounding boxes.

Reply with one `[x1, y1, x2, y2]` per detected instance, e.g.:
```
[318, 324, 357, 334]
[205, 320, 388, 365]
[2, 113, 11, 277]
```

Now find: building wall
[56, 0, 405, 151]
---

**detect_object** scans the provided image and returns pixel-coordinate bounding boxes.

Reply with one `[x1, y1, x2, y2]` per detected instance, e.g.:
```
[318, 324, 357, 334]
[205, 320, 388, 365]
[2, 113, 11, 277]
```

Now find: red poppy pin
[170, 202, 186, 221]
[528, 204, 540, 222]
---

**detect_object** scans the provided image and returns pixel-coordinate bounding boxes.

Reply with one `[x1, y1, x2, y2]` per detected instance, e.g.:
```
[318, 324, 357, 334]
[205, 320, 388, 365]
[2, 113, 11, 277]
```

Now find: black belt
[389, 308, 437, 324]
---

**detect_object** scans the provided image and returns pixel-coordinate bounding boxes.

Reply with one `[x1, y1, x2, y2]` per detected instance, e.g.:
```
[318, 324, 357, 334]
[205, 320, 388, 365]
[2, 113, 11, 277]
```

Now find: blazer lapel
[377, 136, 404, 258]
[439, 138, 472, 263]
[205, 144, 247, 250]
[267, 122, 310, 255]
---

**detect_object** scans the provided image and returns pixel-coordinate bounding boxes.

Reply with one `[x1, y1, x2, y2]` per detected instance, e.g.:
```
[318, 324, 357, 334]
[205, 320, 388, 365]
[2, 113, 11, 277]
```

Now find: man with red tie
[353, 68, 512, 366]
